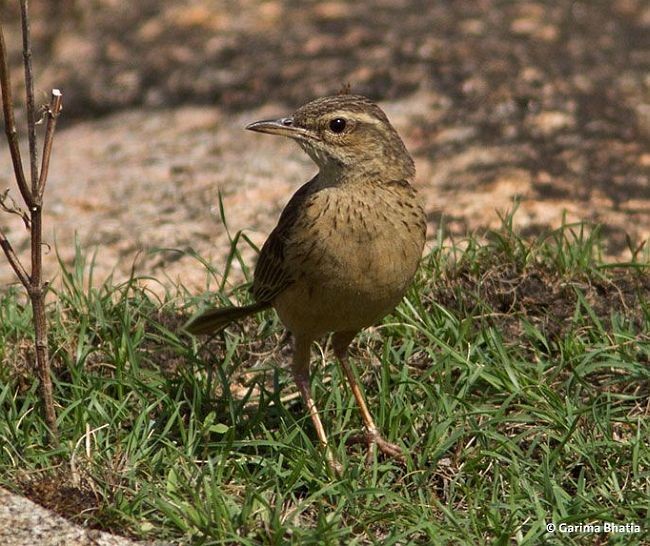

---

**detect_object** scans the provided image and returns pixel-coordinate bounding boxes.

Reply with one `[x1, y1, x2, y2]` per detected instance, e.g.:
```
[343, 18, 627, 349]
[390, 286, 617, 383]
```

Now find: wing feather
[252, 177, 316, 303]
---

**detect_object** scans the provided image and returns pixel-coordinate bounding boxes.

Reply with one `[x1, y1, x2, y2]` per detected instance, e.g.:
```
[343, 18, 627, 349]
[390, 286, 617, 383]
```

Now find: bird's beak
[245, 117, 313, 140]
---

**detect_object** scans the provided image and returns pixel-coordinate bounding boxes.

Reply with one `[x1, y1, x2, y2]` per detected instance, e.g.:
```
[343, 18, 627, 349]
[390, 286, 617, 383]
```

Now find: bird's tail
[184, 301, 271, 335]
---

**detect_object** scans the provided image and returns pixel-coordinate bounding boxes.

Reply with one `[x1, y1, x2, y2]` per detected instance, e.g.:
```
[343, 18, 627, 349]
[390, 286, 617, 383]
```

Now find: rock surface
[0, 95, 646, 294]
[0, 1, 646, 293]
[0, 487, 160, 546]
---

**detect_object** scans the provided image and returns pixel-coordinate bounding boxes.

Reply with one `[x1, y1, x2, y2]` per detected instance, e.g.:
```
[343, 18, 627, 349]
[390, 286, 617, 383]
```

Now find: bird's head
[246, 95, 415, 180]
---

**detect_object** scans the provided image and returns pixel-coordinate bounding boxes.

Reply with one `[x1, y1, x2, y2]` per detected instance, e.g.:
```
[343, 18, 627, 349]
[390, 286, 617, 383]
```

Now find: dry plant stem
[20, 0, 38, 194]
[37, 90, 62, 198]
[0, 7, 62, 445]
[0, 21, 31, 207]
[0, 231, 30, 286]
[29, 91, 63, 445]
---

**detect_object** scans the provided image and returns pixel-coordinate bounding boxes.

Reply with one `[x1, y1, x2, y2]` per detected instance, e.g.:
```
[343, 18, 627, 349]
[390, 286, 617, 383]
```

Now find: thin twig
[37, 89, 62, 199]
[0, 20, 32, 207]
[0, 228, 30, 287]
[0, 188, 31, 228]
[20, 0, 39, 194]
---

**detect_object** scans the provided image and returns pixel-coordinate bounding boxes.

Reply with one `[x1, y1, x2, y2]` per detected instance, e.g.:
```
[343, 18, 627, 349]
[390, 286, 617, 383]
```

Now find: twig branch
[20, 0, 39, 194]
[37, 89, 62, 200]
[0, 188, 31, 228]
[0, 18, 32, 208]
[0, 228, 30, 287]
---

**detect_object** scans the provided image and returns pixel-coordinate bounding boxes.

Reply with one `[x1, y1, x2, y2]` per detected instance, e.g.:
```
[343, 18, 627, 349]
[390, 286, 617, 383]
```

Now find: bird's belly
[276, 231, 420, 337]
[275, 281, 399, 338]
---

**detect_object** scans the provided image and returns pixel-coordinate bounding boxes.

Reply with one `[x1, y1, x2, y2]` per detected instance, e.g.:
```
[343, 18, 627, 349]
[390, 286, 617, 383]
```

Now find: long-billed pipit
[187, 94, 426, 470]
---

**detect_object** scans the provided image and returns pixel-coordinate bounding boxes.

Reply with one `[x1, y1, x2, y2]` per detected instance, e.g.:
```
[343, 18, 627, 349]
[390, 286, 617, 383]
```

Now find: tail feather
[185, 301, 271, 335]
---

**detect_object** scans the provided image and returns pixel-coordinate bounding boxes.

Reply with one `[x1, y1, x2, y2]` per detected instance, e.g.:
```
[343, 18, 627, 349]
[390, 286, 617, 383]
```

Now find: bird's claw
[365, 431, 405, 464]
[327, 456, 344, 476]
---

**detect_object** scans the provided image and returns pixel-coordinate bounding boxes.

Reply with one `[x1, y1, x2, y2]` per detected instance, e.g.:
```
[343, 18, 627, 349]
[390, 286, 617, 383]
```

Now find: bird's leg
[292, 335, 342, 475]
[332, 332, 404, 463]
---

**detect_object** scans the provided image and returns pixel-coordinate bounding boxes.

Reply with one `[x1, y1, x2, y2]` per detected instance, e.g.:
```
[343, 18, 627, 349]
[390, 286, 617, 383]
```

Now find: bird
[186, 94, 427, 471]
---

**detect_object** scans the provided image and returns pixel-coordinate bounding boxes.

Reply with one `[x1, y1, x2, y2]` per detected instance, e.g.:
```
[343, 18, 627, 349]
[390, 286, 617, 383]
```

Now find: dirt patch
[18, 473, 102, 528]
[428, 237, 650, 348]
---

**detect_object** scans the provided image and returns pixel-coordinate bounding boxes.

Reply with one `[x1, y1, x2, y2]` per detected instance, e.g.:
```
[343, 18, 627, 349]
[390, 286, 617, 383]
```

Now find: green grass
[1, 218, 649, 545]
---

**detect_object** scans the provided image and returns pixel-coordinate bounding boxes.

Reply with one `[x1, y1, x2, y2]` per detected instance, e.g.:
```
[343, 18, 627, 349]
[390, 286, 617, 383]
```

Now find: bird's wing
[252, 226, 294, 302]
[252, 177, 316, 303]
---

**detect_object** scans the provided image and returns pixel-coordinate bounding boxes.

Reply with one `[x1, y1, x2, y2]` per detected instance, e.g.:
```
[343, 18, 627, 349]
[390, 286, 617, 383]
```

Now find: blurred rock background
[0, 0, 648, 290]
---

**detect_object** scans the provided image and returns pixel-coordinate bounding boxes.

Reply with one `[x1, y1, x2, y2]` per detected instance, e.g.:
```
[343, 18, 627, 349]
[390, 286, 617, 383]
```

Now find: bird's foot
[371, 433, 404, 460]
[321, 446, 343, 476]
[348, 429, 405, 464]
[327, 456, 344, 476]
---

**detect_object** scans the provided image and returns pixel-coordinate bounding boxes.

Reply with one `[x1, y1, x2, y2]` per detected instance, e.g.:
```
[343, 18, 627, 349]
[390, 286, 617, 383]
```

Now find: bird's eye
[329, 118, 347, 133]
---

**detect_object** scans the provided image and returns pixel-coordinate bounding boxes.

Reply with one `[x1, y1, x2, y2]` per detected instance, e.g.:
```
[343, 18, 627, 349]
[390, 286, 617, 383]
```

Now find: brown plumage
[187, 94, 426, 472]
